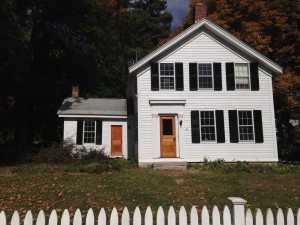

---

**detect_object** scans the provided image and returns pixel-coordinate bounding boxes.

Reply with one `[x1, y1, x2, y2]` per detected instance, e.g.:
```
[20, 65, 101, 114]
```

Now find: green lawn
[0, 165, 299, 218]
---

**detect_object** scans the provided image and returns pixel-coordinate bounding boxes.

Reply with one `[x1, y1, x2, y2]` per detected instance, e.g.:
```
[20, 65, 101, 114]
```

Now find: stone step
[150, 161, 187, 170]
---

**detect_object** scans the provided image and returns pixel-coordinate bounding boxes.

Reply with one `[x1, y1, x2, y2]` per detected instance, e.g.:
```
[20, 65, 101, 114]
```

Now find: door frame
[111, 125, 123, 156]
[159, 114, 178, 158]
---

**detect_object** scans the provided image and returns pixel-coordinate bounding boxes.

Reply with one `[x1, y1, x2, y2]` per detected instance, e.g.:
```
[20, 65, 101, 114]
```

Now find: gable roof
[57, 98, 127, 116]
[129, 18, 282, 75]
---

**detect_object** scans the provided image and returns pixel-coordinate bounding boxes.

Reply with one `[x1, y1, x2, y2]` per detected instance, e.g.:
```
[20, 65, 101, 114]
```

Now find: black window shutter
[254, 110, 264, 143]
[213, 63, 222, 91]
[175, 63, 184, 91]
[96, 120, 103, 145]
[216, 110, 225, 143]
[76, 120, 83, 145]
[191, 111, 200, 143]
[226, 63, 235, 90]
[189, 63, 198, 91]
[250, 62, 259, 91]
[151, 62, 159, 91]
[228, 110, 239, 143]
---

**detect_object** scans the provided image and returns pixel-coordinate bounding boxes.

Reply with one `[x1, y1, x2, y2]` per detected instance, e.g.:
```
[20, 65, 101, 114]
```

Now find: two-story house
[128, 4, 282, 167]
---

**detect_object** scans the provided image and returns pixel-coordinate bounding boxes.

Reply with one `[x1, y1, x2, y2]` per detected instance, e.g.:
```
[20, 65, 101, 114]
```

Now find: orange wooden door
[111, 126, 123, 155]
[160, 116, 176, 158]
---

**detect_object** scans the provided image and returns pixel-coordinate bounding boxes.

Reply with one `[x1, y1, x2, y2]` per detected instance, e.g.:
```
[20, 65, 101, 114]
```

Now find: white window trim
[234, 63, 251, 90]
[237, 110, 255, 142]
[199, 110, 217, 142]
[159, 63, 176, 91]
[198, 63, 214, 90]
[83, 120, 97, 144]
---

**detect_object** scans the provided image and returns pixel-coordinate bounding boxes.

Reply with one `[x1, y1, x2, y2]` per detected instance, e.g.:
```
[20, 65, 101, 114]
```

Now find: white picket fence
[0, 198, 299, 225]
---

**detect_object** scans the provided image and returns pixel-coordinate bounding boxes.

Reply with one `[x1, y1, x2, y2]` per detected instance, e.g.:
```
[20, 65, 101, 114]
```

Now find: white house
[57, 87, 132, 158]
[128, 4, 282, 166]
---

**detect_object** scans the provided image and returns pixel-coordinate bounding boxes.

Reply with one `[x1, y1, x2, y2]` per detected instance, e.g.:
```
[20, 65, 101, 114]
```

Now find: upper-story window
[160, 63, 175, 90]
[198, 63, 213, 89]
[235, 63, 250, 89]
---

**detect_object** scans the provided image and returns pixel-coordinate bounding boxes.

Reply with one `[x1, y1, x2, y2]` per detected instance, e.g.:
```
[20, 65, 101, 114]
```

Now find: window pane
[160, 63, 174, 89]
[235, 63, 249, 89]
[238, 111, 254, 141]
[198, 64, 213, 89]
[200, 111, 216, 141]
[163, 119, 173, 135]
[84, 121, 96, 143]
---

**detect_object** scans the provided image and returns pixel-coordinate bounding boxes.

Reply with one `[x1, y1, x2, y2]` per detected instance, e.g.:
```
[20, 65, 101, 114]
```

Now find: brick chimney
[72, 85, 79, 99]
[195, 3, 207, 22]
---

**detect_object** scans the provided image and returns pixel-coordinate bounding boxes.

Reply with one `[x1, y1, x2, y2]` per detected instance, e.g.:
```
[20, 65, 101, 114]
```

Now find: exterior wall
[137, 31, 278, 163]
[63, 118, 128, 159]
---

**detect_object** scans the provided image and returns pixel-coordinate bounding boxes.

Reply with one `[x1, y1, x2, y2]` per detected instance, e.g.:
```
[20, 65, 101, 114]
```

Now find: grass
[0, 162, 299, 218]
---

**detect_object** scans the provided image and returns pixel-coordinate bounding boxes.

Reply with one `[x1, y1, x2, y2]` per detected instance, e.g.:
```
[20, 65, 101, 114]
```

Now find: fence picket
[297, 209, 300, 225]
[157, 207, 165, 225]
[24, 211, 33, 225]
[86, 208, 95, 225]
[73, 209, 82, 225]
[277, 209, 285, 225]
[49, 210, 58, 225]
[212, 206, 220, 225]
[287, 209, 294, 225]
[223, 206, 231, 225]
[245, 209, 253, 225]
[256, 209, 264, 225]
[11, 211, 20, 225]
[121, 207, 130, 225]
[133, 207, 141, 225]
[168, 206, 176, 225]
[0, 211, 6, 225]
[98, 208, 106, 225]
[179, 206, 187, 225]
[201, 206, 209, 225]
[266, 209, 274, 225]
[110, 208, 118, 225]
[145, 207, 153, 225]
[190, 206, 198, 225]
[61, 210, 70, 225]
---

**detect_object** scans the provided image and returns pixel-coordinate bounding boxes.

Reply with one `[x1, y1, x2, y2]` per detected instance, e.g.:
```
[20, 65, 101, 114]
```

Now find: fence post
[228, 197, 247, 225]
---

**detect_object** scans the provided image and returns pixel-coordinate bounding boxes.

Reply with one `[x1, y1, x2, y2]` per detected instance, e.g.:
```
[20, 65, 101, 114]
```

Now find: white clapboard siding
[136, 30, 278, 163]
[1, 204, 299, 225]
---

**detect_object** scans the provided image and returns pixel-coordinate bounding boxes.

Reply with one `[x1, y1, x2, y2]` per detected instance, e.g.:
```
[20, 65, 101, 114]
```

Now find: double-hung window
[200, 111, 216, 141]
[235, 63, 250, 89]
[83, 120, 96, 144]
[160, 63, 175, 90]
[238, 111, 254, 141]
[198, 63, 213, 89]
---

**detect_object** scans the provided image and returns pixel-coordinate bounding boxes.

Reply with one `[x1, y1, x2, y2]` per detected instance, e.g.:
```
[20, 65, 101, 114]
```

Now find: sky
[167, 0, 190, 31]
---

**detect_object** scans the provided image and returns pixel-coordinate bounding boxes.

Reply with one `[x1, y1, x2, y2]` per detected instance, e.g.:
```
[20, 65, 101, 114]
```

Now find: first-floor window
[84, 120, 96, 143]
[160, 63, 175, 89]
[200, 111, 216, 141]
[238, 111, 254, 141]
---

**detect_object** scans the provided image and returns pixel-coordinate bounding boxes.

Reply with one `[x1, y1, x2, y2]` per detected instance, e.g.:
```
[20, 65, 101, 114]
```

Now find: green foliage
[189, 158, 300, 173]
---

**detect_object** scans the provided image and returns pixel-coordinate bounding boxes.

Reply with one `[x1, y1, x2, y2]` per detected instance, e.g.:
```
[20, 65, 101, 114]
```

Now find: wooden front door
[160, 116, 176, 158]
[111, 126, 123, 155]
